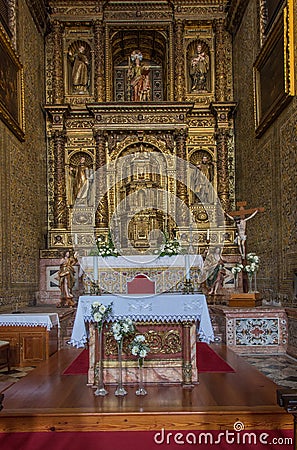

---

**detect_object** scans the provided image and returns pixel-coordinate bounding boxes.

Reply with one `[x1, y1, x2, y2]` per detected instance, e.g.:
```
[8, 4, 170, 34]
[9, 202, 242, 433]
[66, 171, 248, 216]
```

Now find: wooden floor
[0, 344, 293, 433]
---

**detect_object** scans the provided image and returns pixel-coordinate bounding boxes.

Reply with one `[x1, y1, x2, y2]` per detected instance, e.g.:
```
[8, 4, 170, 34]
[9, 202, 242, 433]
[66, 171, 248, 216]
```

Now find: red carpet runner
[0, 430, 293, 450]
[63, 342, 234, 375]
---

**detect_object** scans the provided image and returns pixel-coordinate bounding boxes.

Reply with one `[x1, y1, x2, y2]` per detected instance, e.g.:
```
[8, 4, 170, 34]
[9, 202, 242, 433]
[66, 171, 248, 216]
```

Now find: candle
[185, 254, 191, 280]
[206, 229, 210, 241]
[93, 256, 98, 282]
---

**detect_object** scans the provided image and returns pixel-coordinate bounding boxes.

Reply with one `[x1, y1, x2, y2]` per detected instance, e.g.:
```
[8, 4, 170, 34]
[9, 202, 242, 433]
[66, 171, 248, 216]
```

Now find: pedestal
[229, 292, 262, 307]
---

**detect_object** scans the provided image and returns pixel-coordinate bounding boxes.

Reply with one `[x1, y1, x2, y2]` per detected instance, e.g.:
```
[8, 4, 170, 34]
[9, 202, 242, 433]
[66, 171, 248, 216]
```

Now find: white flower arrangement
[155, 234, 181, 257]
[112, 318, 135, 343]
[231, 263, 244, 276]
[246, 253, 260, 265]
[244, 263, 258, 274]
[129, 334, 150, 366]
[91, 301, 113, 331]
[96, 231, 119, 258]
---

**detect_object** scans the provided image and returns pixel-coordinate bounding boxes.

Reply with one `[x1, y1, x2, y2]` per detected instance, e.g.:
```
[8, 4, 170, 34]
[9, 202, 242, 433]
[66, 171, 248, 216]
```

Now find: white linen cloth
[80, 254, 203, 272]
[69, 293, 214, 348]
[0, 313, 60, 330]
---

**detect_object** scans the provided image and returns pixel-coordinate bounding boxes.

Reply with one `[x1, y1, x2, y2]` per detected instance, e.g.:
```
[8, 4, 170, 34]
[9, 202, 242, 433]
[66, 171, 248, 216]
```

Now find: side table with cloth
[0, 313, 60, 366]
[70, 294, 214, 386]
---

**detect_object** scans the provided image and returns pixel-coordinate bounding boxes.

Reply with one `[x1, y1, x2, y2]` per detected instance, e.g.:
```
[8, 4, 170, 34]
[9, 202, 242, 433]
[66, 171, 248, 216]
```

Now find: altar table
[70, 294, 214, 385]
[80, 255, 203, 294]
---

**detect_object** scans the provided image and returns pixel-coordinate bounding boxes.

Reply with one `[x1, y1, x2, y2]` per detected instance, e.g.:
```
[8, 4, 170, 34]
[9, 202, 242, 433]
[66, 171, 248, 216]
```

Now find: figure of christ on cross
[225, 201, 265, 260]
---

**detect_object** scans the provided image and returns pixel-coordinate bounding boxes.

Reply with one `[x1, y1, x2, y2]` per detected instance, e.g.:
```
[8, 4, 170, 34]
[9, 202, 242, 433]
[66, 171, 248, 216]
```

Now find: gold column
[94, 130, 109, 228]
[175, 129, 189, 226]
[174, 19, 185, 102]
[52, 20, 64, 104]
[169, 22, 175, 101]
[215, 19, 233, 102]
[93, 20, 105, 102]
[211, 103, 236, 213]
[53, 130, 67, 228]
[182, 321, 194, 387]
[216, 129, 230, 213]
[105, 25, 111, 102]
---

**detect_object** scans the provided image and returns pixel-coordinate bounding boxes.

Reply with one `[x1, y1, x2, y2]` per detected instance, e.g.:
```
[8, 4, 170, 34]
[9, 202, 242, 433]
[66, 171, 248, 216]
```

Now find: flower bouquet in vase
[244, 253, 260, 293]
[231, 263, 243, 291]
[129, 334, 150, 396]
[91, 301, 113, 396]
[112, 318, 135, 396]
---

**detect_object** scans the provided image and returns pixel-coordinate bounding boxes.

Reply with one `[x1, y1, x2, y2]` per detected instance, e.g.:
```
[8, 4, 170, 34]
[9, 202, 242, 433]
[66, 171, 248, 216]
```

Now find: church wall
[0, 0, 47, 310]
[232, 0, 297, 305]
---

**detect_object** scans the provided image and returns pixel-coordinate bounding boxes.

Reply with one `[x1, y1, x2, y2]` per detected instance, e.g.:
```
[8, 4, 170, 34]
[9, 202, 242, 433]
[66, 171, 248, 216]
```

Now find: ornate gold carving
[94, 130, 109, 227]
[7, 0, 17, 48]
[259, 0, 268, 47]
[182, 362, 193, 385]
[175, 128, 189, 216]
[175, 19, 185, 102]
[214, 19, 233, 102]
[216, 129, 230, 212]
[225, 0, 249, 36]
[93, 20, 105, 102]
[52, 19, 64, 104]
[53, 130, 67, 228]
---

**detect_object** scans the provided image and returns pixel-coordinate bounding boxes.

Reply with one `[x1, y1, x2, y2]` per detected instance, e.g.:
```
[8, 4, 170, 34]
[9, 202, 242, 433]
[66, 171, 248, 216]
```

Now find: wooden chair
[127, 274, 156, 294]
[0, 341, 10, 372]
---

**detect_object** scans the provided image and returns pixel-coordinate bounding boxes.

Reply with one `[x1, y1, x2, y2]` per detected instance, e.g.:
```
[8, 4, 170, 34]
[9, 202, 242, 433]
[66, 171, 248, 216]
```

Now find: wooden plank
[0, 346, 292, 433]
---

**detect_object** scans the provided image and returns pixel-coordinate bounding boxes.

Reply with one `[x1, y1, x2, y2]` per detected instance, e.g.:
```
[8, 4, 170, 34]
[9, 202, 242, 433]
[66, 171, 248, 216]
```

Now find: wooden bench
[0, 341, 10, 372]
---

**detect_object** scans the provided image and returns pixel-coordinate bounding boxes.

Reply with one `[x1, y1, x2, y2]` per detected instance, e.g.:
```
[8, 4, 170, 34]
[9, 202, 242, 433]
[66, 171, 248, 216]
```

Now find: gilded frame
[0, 24, 24, 141]
[253, 5, 294, 137]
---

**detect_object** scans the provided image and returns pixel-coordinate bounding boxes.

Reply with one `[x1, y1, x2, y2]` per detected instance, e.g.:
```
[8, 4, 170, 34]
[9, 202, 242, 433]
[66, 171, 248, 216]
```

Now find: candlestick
[185, 254, 191, 280]
[93, 256, 98, 282]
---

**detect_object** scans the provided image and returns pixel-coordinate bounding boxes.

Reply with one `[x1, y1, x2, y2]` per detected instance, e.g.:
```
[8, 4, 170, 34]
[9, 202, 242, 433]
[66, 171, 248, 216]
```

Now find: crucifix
[225, 201, 265, 260]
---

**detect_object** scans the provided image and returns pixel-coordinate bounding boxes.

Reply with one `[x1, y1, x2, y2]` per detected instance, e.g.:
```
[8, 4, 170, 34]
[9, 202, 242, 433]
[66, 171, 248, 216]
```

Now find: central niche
[112, 30, 167, 102]
[113, 144, 169, 253]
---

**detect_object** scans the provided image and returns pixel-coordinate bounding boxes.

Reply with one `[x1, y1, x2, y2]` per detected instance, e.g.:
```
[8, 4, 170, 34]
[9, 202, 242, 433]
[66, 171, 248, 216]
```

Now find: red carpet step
[63, 342, 235, 375]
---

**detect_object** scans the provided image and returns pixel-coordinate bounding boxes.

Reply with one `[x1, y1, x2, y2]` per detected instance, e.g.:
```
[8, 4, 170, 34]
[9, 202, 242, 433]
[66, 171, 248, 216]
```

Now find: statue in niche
[191, 154, 214, 204]
[68, 43, 90, 94]
[128, 50, 151, 101]
[189, 42, 210, 92]
[68, 155, 94, 206]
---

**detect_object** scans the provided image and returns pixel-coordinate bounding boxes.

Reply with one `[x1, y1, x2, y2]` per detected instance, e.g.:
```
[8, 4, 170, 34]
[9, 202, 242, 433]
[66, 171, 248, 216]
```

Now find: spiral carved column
[52, 20, 64, 104]
[216, 129, 231, 213]
[53, 130, 67, 228]
[94, 130, 109, 228]
[175, 129, 189, 226]
[93, 20, 105, 102]
[214, 19, 233, 102]
[174, 19, 185, 102]
[168, 22, 175, 101]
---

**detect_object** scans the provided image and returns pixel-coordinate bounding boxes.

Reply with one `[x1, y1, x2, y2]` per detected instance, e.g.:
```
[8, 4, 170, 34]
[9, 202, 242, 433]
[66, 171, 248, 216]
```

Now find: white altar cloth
[70, 294, 214, 348]
[0, 313, 60, 330]
[80, 254, 203, 270]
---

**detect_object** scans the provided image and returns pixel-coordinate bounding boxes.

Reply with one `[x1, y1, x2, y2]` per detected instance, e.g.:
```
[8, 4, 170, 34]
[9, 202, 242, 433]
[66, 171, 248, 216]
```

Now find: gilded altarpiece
[41, 0, 238, 303]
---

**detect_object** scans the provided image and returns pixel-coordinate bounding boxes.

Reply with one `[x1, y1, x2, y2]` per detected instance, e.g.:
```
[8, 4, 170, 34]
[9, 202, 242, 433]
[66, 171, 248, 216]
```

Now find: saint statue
[69, 156, 93, 206]
[191, 155, 214, 204]
[57, 251, 78, 307]
[189, 43, 210, 92]
[128, 50, 151, 102]
[68, 45, 89, 94]
[203, 247, 226, 295]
